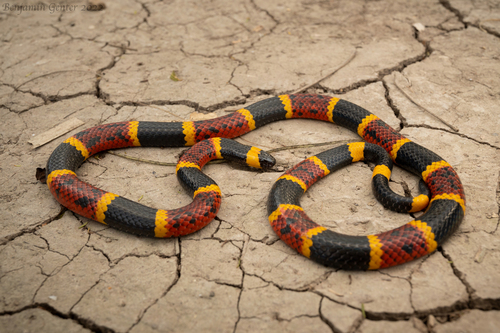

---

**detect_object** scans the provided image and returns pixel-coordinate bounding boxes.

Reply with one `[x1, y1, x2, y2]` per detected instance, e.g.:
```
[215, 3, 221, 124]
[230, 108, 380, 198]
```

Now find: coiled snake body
[46, 94, 465, 270]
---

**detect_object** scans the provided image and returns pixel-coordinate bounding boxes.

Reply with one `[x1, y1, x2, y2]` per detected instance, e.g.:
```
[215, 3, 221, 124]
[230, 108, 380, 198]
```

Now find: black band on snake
[46, 94, 465, 270]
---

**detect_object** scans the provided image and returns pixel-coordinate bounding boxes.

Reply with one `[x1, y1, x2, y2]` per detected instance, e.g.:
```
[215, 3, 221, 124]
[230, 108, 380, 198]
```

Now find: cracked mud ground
[0, 0, 499, 332]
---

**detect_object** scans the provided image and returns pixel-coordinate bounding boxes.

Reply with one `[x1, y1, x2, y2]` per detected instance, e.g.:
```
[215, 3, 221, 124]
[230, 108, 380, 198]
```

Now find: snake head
[257, 150, 276, 170]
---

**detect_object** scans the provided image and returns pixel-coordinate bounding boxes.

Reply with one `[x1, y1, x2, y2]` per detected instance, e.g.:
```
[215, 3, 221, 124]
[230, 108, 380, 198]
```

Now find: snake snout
[258, 151, 276, 170]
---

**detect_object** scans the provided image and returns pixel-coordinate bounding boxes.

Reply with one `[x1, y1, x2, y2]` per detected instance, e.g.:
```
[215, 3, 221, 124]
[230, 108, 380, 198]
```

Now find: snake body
[46, 94, 465, 270]
[47, 136, 274, 237]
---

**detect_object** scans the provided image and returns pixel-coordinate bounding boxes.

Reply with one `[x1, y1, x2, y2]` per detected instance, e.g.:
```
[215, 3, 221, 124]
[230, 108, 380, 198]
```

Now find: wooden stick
[29, 118, 85, 148]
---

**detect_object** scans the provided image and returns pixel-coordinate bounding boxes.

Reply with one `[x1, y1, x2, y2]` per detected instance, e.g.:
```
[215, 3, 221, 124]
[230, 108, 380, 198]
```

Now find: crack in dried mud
[406, 124, 500, 149]
[2, 2, 499, 331]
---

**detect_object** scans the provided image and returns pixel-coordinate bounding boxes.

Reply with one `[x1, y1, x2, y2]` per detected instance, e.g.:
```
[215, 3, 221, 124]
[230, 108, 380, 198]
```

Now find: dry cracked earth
[1, 0, 499, 332]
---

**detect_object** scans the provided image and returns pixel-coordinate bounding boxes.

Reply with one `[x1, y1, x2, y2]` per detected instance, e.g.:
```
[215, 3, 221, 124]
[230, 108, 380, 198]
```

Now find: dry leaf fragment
[170, 71, 182, 81]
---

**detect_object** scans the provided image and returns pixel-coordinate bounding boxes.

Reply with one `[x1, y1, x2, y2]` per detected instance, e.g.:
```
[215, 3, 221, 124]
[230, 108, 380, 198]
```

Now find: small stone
[474, 247, 487, 263]
[413, 23, 426, 32]
[427, 314, 437, 328]
[410, 316, 427, 332]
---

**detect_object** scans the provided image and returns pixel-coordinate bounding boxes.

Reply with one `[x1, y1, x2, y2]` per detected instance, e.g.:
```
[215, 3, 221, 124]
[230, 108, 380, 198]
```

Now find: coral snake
[46, 94, 465, 270]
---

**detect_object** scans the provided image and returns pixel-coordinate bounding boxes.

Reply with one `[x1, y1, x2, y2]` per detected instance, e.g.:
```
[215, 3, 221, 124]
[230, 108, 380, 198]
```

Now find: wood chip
[29, 118, 85, 148]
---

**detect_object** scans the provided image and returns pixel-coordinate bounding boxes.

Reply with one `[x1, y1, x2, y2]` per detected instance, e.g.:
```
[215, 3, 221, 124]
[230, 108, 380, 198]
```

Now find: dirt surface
[1, 0, 499, 332]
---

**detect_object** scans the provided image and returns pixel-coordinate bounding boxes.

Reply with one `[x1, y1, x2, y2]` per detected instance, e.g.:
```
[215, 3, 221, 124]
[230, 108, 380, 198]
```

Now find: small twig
[107, 151, 177, 166]
[107, 151, 226, 166]
[133, 102, 185, 120]
[291, 49, 357, 94]
[327, 288, 344, 297]
[106, 140, 351, 166]
[107, 43, 138, 51]
[478, 18, 500, 33]
[267, 140, 352, 154]
[234, 137, 273, 150]
[394, 76, 459, 132]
